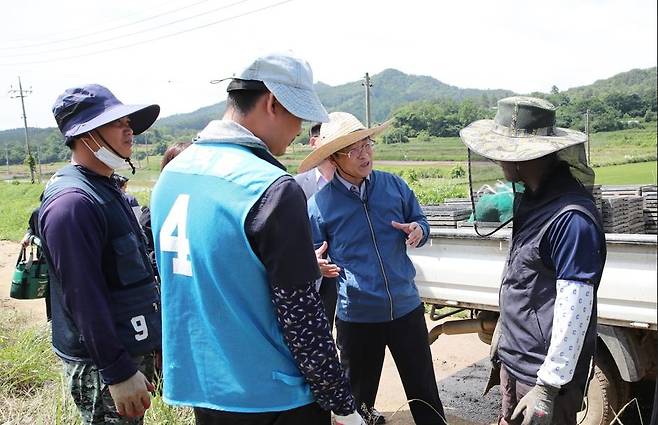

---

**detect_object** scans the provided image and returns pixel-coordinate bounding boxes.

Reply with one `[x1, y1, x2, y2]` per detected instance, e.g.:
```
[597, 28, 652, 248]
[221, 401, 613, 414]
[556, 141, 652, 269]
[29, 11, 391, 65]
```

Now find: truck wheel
[577, 351, 630, 425]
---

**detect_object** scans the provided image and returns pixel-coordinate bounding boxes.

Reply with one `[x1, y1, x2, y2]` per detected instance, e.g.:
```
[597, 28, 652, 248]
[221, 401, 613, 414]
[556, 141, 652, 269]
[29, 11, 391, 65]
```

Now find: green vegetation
[0, 310, 58, 396]
[588, 122, 657, 166]
[0, 308, 195, 423]
[594, 161, 657, 185]
[0, 182, 45, 240]
[2, 66, 654, 166]
[1, 123, 654, 240]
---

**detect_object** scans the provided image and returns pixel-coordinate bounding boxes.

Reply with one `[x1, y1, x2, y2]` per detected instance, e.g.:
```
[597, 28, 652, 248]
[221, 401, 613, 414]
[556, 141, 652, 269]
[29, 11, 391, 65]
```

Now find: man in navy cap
[40, 84, 161, 423]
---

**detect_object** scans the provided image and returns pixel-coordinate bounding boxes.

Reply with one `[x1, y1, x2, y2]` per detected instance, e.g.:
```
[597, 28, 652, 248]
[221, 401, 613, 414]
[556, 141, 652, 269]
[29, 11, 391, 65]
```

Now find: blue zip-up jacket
[307, 170, 429, 323]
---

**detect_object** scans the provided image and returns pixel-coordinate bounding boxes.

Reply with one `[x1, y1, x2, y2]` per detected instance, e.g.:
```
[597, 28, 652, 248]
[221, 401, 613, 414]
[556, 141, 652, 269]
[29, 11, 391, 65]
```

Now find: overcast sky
[0, 0, 656, 131]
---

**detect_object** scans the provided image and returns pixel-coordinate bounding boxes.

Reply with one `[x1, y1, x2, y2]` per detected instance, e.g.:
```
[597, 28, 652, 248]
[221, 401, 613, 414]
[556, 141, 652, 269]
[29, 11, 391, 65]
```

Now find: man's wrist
[536, 382, 560, 399]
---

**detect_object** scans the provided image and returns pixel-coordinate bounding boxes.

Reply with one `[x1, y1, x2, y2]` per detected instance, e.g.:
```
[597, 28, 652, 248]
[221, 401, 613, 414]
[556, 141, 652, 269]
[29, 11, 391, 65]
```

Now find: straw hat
[298, 112, 391, 172]
[459, 96, 586, 162]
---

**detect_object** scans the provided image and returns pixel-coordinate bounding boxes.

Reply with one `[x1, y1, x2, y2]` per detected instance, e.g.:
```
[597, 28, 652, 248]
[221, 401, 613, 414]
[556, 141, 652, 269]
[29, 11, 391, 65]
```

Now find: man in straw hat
[459, 96, 606, 425]
[295, 122, 339, 330]
[300, 112, 447, 425]
[150, 52, 364, 425]
[40, 84, 162, 422]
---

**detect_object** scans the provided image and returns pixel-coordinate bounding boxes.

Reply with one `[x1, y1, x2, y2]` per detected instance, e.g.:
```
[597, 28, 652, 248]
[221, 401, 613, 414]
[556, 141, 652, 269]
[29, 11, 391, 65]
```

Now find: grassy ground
[595, 161, 657, 185]
[0, 308, 195, 423]
[1, 123, 655, 241]
[587, 122, 657, 167]
[0, 182, 46, 240]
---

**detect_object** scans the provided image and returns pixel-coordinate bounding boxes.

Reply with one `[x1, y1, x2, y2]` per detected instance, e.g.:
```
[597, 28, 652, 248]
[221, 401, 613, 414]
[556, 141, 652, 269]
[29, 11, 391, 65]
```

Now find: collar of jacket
[329, 171, 376, 200]
[194, 120, 285, 170]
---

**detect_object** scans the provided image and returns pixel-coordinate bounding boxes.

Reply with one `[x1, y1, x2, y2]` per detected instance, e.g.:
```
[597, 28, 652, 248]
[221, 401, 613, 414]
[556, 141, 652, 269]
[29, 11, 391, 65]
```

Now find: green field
[594, 161, 657, 185]
[0, 182, 45, 241]
[2, 123, 656, 240]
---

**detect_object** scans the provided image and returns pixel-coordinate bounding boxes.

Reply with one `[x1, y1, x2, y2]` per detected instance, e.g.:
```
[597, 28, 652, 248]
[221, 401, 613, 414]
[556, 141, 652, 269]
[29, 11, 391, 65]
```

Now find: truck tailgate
[411, 228, 657, 330]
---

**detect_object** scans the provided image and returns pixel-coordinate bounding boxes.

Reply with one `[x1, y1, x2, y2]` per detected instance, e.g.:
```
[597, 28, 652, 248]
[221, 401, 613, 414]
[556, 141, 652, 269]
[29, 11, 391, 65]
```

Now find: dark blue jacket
[308, 170, 429, 323]
[40, 165, 161, 384]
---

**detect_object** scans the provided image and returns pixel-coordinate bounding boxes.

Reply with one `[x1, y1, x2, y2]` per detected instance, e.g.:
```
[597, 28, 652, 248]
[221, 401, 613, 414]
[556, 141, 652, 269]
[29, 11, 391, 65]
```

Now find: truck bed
[411, 228, 657, 330]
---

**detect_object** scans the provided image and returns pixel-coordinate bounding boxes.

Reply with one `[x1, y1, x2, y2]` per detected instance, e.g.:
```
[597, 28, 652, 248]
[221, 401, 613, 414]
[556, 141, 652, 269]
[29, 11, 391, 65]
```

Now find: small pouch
[10, 240, 49, 300]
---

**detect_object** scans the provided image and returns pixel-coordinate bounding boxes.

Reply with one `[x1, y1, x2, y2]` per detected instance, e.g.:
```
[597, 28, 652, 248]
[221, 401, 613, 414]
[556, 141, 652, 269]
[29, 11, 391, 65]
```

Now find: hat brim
[265, 81, 329, 123]
[459, 119, 587, 162]
[298, 120, 391, 173]
[66, 103, 160, 138]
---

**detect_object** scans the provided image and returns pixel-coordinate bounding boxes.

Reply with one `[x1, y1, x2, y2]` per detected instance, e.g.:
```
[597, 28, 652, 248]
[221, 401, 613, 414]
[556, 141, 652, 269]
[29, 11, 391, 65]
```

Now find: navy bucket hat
[52, 84, 160, 144]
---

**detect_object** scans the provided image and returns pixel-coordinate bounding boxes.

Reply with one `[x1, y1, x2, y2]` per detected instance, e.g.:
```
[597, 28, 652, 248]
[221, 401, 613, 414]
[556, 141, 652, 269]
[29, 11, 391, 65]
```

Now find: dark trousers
[318, 277, 338, 329]
[194, 402, 330, 425]
[499, 364, 584, 425]
[336, 304, 446, 425]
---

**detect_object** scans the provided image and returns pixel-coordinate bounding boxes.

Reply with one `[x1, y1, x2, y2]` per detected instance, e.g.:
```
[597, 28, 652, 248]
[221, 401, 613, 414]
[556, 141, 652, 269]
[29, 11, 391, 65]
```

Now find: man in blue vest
[40, 84, 162, 423]
[151, 52, 363, 425]
[460, 96, 606, 425]
[298, 112, 446, 425]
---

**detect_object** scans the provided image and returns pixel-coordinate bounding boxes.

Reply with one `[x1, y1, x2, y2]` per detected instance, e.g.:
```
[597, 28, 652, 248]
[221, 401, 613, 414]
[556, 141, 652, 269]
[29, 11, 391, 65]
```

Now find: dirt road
[0, 240, 500, 424]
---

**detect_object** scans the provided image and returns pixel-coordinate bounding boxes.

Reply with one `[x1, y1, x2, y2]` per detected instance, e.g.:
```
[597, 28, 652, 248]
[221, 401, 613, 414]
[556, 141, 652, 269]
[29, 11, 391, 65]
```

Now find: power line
[0, 0, 212, 51]
[0, 0, 293, 66]
[2, 0, 250, 58]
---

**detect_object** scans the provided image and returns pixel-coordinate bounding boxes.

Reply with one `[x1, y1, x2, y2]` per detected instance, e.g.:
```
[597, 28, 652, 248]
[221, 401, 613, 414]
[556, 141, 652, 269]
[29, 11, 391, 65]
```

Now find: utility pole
[36, 142, 43, 182]
[8, 76, 35, 183]
[362, 72, 372, 128]
[144, 131, 150, 167]
[4, 141, 9, 176]
[585, 109, 591, 165]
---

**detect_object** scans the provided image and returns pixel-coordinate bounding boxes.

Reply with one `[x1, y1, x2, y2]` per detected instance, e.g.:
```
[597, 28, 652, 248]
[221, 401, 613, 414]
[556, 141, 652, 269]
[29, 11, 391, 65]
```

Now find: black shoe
[360, 407, 386, 424]
[371, 408, 386, 424]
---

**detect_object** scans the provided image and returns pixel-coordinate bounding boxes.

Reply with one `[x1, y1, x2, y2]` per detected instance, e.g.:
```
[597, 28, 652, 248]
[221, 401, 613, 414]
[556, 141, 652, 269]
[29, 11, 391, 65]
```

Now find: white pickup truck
[410, 228, 657, 425]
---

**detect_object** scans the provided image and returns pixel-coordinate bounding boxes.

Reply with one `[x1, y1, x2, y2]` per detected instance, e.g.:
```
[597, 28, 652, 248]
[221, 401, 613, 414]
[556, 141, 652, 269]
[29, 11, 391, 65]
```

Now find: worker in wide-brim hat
[303, 112, 447, 425]
[460, 96, 605, 425]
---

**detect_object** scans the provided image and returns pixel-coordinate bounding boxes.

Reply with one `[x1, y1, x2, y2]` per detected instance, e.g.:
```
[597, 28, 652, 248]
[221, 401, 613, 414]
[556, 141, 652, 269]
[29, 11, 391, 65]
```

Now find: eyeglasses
[337, 138, 375, 159]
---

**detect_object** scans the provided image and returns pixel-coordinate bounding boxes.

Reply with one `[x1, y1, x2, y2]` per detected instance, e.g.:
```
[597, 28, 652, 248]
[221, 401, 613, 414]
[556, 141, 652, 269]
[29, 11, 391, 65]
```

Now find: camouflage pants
[62, 353, 156, 425]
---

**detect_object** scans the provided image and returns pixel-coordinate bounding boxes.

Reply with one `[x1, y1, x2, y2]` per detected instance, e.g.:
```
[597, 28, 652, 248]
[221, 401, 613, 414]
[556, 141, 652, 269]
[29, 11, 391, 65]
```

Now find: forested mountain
[1, 67, 655, 164]
[153, 68, 514, 132]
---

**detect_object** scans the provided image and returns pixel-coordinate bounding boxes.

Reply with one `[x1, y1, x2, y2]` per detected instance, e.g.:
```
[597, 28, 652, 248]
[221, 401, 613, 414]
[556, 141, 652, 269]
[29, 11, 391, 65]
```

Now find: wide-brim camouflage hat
[459, 96, 587, 162]
[298, 112, 391, 173]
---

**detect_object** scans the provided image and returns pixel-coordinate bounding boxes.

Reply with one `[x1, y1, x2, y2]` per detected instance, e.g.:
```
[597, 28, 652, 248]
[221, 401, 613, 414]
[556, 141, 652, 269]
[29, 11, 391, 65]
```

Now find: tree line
[378, 87, 656, 144]
[1, 67, 656, 165]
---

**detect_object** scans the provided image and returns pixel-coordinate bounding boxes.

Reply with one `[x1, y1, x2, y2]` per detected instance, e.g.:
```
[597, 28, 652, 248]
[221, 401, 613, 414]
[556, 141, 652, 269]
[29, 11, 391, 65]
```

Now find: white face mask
[83, 133, 131, 170]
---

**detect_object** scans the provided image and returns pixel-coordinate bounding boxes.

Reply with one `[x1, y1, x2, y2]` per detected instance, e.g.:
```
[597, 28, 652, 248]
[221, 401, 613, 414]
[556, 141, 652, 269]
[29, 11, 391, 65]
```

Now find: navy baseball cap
[52, 84, 160, 142]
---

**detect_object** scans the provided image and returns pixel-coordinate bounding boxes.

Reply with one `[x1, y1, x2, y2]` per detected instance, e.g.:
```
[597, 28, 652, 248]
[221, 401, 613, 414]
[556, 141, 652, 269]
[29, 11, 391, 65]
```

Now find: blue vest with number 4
[151, 142, 314, 412]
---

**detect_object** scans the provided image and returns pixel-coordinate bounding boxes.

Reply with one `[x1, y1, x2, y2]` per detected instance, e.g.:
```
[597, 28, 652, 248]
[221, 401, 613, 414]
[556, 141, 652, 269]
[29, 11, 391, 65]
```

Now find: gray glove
[483, 319, 502, 396]
[510, 383, 559, 425]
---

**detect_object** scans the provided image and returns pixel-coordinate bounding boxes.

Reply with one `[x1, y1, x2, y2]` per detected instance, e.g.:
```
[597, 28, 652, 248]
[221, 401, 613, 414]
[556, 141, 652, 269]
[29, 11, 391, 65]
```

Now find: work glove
[335, 411, 366, 425]
[483, 319, 502, 396]
[510, 383, 559, 425]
